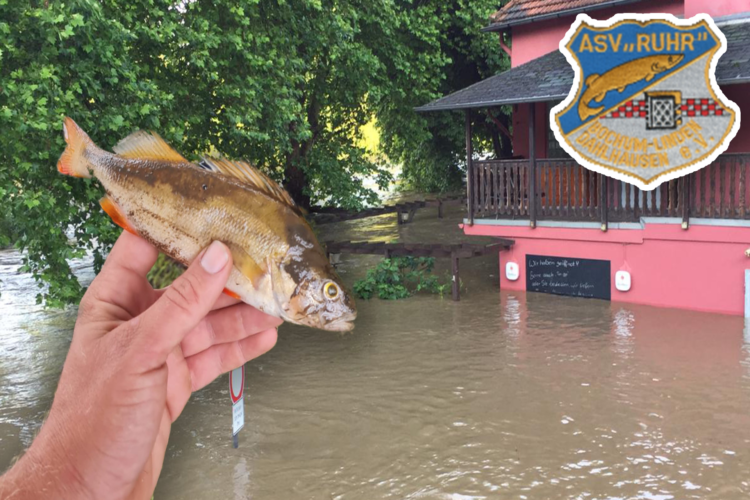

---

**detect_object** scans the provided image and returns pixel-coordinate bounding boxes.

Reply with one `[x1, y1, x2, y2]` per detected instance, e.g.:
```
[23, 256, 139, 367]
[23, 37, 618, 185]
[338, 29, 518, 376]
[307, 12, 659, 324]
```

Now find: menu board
[525, 254, 611, 300]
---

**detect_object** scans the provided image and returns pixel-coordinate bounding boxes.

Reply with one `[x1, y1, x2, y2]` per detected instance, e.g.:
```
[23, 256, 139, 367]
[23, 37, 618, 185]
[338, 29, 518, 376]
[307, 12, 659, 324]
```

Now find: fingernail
[201, 241, 229, 274]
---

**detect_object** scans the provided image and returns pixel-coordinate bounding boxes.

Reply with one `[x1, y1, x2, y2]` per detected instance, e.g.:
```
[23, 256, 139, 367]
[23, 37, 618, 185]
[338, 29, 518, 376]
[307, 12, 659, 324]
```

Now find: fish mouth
[324, 318, 356, 332]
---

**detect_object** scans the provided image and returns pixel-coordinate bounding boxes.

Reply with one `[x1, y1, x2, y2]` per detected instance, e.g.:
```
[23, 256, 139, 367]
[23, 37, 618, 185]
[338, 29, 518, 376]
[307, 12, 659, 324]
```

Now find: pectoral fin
[227, 244, 267, 290]
[100, 195, 138, 235]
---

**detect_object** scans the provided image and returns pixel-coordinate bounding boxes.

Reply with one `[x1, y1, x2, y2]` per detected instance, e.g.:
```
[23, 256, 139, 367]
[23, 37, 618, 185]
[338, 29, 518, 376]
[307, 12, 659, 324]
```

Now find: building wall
[510, 0, 683, 68]
[685, 0, 750, 18]
[471, 1, 750, 316]
[465, 222, 750, 315]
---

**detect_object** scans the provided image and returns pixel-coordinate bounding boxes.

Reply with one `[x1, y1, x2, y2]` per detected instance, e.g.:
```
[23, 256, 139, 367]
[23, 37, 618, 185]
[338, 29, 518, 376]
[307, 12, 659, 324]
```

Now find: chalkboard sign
[526, 255, 611, 300]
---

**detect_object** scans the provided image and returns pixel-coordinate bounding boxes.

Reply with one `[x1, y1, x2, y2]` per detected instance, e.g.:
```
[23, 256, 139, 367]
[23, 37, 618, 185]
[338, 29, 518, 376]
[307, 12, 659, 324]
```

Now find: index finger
[102, 230, 159, 278]
[78, 231, 159, 323]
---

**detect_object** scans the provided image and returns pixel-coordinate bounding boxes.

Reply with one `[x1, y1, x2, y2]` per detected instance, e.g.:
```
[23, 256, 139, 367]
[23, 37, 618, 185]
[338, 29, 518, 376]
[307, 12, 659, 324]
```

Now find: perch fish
[578, 54, 684, 120]
[56, 118, 356, 331]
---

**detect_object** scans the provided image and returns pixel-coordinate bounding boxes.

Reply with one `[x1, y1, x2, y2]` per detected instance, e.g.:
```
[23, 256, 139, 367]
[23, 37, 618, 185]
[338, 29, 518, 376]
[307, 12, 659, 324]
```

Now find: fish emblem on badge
[551, 14, 740, 190]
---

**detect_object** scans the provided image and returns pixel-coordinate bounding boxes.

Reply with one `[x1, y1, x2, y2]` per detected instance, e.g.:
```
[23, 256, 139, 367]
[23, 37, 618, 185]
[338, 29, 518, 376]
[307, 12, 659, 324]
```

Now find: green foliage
[0, 0, 157, 306]
[0, 0, 394, 305]
[0, 0, 508, 306]
[377, 0, 512, 192]
[353, 256, 450, 300]
[147, 254, 184, 290]
[0, 211, 19, 248]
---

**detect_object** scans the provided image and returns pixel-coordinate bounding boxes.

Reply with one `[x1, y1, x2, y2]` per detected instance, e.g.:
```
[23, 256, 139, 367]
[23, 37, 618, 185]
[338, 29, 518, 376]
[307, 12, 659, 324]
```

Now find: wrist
[0, 424, 93, 500]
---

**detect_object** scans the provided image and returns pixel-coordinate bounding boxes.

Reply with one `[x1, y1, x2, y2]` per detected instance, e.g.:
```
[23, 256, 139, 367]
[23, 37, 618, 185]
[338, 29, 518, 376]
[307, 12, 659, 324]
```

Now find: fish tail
[578, 102, 604, 121]
[57, 117, 93, 178]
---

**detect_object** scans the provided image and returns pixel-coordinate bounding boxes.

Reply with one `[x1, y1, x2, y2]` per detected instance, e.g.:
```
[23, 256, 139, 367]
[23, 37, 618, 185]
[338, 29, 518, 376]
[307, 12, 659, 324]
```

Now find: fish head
[652, 54, 684, 73]
[272, 236, 357, 332]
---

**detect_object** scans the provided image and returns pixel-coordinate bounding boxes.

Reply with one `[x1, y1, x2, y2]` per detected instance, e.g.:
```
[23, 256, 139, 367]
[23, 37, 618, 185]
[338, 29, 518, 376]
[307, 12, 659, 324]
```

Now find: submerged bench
[324, 239, 514, 301]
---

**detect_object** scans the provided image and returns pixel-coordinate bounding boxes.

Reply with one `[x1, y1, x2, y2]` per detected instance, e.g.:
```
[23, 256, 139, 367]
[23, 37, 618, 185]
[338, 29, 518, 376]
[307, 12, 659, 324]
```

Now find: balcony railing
[467, 154, 750, 228]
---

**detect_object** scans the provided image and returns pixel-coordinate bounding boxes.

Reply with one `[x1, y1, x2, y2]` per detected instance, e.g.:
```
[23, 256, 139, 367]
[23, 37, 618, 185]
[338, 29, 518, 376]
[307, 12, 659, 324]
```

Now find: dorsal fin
[113, 130, 188, 163]
[198, 156, 303, 214]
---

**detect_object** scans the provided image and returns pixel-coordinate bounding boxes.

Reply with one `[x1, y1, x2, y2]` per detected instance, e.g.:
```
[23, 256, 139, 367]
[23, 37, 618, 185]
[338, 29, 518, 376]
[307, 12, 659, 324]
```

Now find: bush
[353, 256, 450, 300]
[0, 212, 19, 248]
[146, 253, 184, 289]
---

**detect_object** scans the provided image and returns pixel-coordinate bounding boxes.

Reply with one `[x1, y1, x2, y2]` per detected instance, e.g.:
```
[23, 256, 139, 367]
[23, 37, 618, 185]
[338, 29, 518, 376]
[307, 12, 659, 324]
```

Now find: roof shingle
[416, 21, 750, 112]
[485, 0, 642, 32]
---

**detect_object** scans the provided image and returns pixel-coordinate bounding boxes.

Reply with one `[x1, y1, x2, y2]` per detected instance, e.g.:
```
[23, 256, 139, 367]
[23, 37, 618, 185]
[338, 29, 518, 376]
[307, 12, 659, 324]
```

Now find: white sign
[229, 365, 245, 438]
[232, 398, 245, 435]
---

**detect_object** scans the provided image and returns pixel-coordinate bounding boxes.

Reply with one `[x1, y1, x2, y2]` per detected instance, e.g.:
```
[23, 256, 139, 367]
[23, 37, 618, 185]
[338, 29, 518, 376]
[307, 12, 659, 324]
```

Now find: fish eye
[324, 282, 339, 299]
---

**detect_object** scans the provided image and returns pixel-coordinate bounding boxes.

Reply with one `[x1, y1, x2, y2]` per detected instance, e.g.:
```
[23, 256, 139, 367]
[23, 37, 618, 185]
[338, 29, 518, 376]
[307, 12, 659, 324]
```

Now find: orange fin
[223, 288, 241, 300]
[198, 156, 306, 216]
[57, 117, 93, 178]
[100, 195, 137, 235]
[113, 130, 188, 163]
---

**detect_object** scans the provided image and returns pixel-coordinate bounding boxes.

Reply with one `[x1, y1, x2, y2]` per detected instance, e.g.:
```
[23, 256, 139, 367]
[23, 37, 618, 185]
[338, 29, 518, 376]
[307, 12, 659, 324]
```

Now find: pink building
[417, 0, 750, 315]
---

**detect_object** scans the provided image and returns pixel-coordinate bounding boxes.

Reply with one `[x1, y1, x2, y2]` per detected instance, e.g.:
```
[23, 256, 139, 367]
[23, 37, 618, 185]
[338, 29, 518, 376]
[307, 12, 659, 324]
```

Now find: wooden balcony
[467, 154, 750, 228]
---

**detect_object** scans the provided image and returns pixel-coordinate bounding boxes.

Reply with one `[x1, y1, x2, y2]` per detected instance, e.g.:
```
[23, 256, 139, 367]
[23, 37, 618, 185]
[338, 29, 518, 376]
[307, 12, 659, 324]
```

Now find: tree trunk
[498, 112, 513, 158]
[283, 93, 322, 210]
[283, 157, 311, 210]
[491, 128, 502, 159]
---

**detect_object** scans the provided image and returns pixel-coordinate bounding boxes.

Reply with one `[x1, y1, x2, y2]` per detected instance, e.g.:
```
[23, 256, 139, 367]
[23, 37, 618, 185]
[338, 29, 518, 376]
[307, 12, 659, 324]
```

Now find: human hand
[0, 231, 281, 500]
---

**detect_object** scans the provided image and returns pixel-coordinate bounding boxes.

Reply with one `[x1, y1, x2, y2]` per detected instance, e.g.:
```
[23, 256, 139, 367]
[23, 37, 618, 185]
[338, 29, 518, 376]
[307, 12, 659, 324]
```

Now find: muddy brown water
[2, 204, 750, 499]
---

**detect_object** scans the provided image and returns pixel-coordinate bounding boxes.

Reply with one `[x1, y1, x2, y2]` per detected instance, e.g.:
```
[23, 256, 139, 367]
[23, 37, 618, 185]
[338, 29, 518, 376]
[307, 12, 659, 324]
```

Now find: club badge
[551, 14, 740, 190]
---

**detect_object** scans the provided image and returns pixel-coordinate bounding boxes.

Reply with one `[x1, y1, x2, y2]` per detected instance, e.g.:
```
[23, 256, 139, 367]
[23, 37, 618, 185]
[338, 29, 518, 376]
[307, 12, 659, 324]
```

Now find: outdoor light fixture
[506, 261, 520, 281]
[615, 270, 632, 292]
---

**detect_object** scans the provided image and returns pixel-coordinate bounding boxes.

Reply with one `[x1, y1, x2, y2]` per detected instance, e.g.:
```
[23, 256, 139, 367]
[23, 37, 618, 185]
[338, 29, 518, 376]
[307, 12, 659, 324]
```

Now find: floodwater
[2, 204, 750, 499]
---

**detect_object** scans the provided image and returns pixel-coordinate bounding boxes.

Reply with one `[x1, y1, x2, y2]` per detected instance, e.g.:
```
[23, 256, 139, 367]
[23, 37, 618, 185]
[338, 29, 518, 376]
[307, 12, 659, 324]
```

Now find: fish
[577, 54, 685, 120]
[56, 117, 356, 332]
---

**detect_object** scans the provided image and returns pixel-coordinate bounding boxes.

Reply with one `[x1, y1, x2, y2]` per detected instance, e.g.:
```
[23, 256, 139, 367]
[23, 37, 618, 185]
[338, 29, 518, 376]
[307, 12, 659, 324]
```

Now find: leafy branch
[353, 256, 452, 300]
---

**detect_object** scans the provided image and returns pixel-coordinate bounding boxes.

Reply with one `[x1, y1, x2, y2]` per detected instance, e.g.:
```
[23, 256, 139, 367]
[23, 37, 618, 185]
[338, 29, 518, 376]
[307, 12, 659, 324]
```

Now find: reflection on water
[1, 205, 750, 499]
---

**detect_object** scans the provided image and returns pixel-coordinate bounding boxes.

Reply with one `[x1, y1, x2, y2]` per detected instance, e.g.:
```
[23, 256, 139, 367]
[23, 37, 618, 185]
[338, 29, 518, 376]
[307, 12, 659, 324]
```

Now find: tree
[0, 0, 176, 306]
[0, 0, 508, 306]
[376, 0, 511, 192]
[0, 0, 391, 305]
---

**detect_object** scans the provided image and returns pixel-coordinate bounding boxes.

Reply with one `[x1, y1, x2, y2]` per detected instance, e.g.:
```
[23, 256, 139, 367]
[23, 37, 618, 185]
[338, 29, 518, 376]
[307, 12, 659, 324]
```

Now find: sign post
[229, 365, 245, 448]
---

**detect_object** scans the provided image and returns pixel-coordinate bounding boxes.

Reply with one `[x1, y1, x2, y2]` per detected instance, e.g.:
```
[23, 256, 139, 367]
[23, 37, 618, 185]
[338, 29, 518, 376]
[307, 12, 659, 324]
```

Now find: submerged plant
[353, 256, 451, 300]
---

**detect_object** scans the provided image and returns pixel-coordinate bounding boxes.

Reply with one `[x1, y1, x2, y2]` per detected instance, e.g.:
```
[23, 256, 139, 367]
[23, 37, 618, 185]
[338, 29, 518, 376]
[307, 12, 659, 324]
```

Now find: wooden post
[682, 175, 690, 229]
[528, 103, 537, 228]
[408, 207, 418, 223]
[437, 199, 444, 219]
[465, 110, 474, 226]
[600, 174, 608, 231]
[451, 252, 460, 301]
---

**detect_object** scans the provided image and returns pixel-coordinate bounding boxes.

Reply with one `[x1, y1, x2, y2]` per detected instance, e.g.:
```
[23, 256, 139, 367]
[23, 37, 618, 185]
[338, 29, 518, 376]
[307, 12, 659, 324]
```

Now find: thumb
[132, 241, 233, 365]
